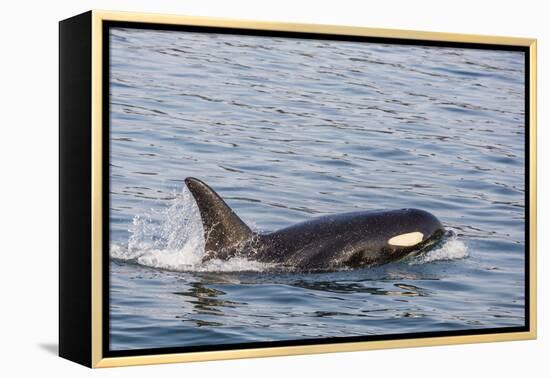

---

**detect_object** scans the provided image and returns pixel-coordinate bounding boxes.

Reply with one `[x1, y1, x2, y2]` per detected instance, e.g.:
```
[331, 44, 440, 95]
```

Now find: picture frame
[59, 10, 537, 368]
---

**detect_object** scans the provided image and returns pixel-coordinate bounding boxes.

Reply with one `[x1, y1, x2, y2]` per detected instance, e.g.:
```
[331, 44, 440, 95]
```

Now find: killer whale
[185, 177, 445, 270]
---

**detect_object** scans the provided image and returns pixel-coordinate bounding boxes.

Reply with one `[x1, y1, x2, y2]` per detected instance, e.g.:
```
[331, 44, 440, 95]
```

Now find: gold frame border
[90, 9, 537, 368]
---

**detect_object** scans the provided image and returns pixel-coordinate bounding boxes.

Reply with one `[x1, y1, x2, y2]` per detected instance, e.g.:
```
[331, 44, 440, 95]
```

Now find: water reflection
[291, 280, 431, 297]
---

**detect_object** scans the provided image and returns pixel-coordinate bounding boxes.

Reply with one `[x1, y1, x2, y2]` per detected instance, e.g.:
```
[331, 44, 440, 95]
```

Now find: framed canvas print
[59, 10, 537, 368]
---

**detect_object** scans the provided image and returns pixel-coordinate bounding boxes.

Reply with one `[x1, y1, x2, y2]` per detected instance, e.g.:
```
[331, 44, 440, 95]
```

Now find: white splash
[409, 233, 469, 265]
[110, 185, 274, 272]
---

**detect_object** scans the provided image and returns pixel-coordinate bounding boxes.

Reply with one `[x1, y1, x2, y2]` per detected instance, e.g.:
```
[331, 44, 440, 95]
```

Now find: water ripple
[108, 27, 526, 351]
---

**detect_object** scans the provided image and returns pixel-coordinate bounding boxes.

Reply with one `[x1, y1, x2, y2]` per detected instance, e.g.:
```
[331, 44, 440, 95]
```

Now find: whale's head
[385, 208, 444, 246]
[340, 208, 445, 268]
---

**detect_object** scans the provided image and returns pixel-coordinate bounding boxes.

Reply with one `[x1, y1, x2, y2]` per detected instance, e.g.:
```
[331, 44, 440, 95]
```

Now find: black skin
[185, 177, 445, 271]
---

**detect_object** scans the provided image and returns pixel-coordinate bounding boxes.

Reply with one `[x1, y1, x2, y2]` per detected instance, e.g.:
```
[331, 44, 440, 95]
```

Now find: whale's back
[185, 177, 444, 269]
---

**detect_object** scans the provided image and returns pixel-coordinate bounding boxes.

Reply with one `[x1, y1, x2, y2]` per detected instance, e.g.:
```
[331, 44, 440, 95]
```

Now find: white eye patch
[388, 232, 424, 247]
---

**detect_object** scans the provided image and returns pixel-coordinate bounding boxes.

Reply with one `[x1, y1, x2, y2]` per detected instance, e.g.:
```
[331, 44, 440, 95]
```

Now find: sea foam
[110, 186, 274, 272]
[409, 232, 469, 265]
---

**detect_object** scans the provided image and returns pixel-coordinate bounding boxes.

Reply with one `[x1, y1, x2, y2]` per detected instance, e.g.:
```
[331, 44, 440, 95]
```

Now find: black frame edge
[59, 10, 93, 368]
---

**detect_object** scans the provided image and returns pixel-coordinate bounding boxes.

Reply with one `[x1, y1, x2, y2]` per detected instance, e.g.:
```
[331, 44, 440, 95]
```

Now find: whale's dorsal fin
[185, 177, 253, 255]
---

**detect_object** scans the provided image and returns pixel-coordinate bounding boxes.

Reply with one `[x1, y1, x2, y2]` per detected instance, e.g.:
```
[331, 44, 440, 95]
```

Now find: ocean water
[108, 27, 526, 351]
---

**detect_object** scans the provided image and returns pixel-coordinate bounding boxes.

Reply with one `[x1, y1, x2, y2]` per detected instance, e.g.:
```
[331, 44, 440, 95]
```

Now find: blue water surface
[108, 28, 525, 351]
